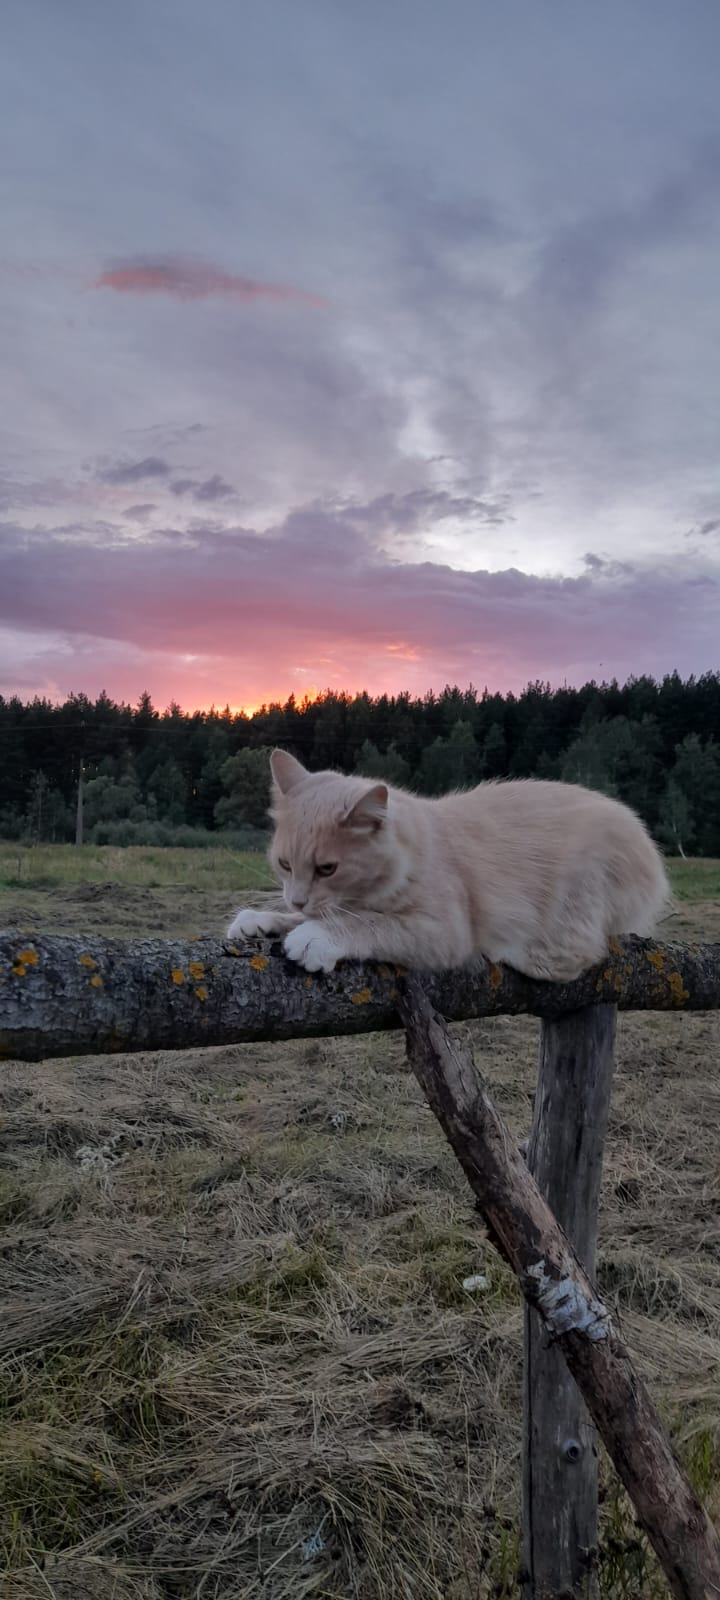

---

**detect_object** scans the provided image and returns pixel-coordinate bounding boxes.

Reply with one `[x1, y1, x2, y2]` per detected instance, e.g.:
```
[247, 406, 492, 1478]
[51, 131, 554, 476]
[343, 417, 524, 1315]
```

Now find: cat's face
[268, 749, 393, 917]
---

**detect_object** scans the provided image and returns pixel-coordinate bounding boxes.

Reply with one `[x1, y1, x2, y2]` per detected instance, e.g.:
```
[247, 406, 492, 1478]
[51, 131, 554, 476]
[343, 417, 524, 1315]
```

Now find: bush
[87, 820, 268, 849]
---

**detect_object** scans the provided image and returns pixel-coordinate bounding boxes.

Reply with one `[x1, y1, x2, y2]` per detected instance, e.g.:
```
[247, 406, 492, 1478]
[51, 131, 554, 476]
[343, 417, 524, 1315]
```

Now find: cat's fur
[227, 749, 670, 980]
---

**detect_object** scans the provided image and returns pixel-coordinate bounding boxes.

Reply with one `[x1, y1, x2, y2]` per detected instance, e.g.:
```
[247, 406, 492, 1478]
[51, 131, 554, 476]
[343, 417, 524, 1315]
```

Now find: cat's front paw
[283, 921, 344, 973]
[227, 907, 275, 939]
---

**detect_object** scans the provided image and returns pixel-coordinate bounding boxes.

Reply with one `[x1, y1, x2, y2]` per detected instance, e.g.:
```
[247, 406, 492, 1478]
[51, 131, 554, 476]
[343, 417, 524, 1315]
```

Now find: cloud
[531, 139, 720, 321]
[582, 552, 633, 577]
[122, 503, 156, 519]
[3, 3, 720, 619]
[170, 474, 235, 503]
[96, 456, 171, 485]
[0, 511, 716, 709]
[96, 256, 326, 307]
[342, 488, 511, 535]
[0, 473, 159, 513]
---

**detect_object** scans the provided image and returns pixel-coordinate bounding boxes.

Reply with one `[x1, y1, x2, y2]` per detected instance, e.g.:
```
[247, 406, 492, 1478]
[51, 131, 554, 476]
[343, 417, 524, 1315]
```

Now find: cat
[227, 749, 670, 981]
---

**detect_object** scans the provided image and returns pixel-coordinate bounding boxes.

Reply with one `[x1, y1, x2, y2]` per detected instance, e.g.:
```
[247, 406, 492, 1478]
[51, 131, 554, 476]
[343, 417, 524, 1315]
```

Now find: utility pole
[75, 758, 84, 846]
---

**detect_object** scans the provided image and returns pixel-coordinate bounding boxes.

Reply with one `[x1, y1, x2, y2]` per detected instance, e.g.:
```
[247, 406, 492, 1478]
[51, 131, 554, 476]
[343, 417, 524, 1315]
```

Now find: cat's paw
[283, 921, 344, 973]
[227, 907, 275, 939]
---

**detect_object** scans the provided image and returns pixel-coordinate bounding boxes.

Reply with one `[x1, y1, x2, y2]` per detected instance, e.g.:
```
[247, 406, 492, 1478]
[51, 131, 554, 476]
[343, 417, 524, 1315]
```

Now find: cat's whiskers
[325, 903, 366, 925]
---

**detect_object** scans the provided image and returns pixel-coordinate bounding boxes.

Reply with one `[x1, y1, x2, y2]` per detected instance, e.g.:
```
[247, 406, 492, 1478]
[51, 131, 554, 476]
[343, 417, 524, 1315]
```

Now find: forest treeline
[1, 673, 719, 856]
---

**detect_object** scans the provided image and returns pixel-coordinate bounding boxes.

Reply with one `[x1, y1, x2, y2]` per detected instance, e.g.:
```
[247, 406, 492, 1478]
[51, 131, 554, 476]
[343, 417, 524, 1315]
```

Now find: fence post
[521, 1004, 617, 1599]
[398, 979, 720, 1599]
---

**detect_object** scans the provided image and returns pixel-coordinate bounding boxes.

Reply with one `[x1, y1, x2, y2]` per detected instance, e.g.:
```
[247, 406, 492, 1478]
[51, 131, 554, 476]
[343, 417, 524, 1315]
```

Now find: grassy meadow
[1, 848, 719, 1597]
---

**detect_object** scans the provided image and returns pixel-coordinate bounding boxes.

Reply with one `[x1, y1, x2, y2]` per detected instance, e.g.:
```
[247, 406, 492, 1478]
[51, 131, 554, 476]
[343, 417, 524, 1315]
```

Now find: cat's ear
[342, 783, 388, 833]
[270, 749, 307, 795]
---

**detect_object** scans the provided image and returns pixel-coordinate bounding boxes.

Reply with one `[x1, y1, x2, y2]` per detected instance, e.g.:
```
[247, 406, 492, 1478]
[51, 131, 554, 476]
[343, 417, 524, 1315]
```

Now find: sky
[1, 0, 719, 712]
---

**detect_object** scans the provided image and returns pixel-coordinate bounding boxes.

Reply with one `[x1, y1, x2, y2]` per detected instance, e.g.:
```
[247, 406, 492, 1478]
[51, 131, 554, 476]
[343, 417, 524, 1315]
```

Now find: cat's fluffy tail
[616, 851, 672, 938]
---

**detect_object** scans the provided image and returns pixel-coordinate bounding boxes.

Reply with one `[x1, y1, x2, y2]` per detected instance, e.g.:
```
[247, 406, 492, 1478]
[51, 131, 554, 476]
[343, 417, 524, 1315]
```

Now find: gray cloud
[122, 503, 156, 519]
[170, 474, 235, 502]
[582, 552, 633, 577]
[531, 139, 720, 322]
[96, 457, 171, 486]
[342, 489, 511, 534]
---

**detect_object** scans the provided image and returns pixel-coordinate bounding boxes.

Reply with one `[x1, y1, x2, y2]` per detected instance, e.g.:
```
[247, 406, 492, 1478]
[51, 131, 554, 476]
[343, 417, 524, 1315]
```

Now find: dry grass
[0, 844, 271, 940]
[0, 858, 719, 1596]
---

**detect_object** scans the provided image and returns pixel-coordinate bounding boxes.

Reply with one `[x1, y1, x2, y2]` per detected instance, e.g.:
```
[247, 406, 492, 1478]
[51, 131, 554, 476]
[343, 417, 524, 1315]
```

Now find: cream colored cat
[227, 749, 669, 980]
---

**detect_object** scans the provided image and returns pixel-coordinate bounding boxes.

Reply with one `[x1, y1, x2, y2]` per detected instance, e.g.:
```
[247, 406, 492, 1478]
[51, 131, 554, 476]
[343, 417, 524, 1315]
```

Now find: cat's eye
[278, 858, 291, 872]
[315, 862, 337, 877]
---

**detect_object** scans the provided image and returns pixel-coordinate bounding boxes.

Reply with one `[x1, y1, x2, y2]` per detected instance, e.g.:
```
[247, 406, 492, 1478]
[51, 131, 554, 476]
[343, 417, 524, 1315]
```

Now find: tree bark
[1, 931, 719, 1063]
[521, 1006, 616, 1598]
[396, 978, 720, 1600]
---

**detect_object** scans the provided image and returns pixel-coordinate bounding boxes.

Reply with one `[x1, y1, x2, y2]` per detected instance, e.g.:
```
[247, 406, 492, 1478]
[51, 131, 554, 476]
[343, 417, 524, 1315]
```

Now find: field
[1, 848, 720, 1598]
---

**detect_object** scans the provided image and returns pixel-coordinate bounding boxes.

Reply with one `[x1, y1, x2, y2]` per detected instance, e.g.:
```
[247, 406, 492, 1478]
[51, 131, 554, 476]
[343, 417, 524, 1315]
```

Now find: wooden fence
[2, 929, 720, 1599]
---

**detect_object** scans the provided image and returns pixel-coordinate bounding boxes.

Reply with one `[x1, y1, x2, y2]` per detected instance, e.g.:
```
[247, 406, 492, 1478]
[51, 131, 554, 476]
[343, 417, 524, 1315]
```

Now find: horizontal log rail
[1, 931, 719, 1061]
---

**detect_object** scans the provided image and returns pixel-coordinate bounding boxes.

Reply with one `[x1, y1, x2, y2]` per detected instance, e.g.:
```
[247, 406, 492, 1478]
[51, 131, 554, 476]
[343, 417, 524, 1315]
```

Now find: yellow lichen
[378, 963, 393, 980]
[194, 984, 208, 1001]
[668, 971, 689, 1007]
[608, 936, 623, 956]
[171, 968, 185, 986]
[12, 964, 26, 978]
[646, 949, 665, 971]
[90, 975, 103, 988]
[603, 968, 613, 982]
[16, 948, 38, 966]
[305, 975, 313, 987]
[395, 964, 407, 977]
[488, 963, 503, 991]
[79, 953, 97, 970]
[228, 945, 241, 957]
[352, 987, 372, 1005]
[250, 954, 268, 971]
[188, 960, 205, 981]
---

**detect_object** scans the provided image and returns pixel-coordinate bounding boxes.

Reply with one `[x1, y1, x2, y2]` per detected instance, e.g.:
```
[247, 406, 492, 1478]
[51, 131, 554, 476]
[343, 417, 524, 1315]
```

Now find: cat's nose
[291, 896, 308, 911]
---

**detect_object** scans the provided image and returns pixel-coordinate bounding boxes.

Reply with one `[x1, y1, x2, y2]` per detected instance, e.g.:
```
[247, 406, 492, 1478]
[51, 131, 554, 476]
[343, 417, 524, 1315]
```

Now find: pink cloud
[0, 513, 717, 710]
[95, 256, 326, 306]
